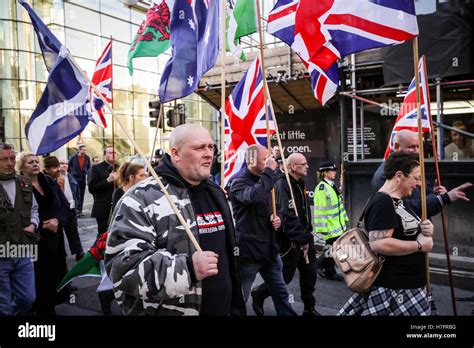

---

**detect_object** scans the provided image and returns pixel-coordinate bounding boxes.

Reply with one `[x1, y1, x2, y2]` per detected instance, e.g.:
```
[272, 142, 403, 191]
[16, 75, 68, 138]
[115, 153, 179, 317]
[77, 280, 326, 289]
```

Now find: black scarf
[0, 172, 16, 181]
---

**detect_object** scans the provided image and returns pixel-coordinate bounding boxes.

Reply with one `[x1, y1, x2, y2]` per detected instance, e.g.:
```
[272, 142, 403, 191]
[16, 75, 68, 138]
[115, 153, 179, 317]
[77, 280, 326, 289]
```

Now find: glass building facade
[0, 0, 220, 160]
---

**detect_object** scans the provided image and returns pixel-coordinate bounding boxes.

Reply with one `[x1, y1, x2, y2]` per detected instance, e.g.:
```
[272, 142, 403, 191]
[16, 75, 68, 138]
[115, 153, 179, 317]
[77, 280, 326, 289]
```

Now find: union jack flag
[384, 56, 431, 159]
[90, 39, 112, 128]
[267, 0, 419, 105]
[224, 56, 276, 185]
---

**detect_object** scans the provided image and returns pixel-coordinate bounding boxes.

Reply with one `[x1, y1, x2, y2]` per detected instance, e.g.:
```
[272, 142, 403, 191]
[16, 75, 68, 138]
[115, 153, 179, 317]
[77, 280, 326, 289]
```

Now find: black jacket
[88, 161, 117, 219]
[229, 168, 279, 263]
[275, 174, 313, 252]
[156, 155, 246, 315]
[371, 161, 450, 218]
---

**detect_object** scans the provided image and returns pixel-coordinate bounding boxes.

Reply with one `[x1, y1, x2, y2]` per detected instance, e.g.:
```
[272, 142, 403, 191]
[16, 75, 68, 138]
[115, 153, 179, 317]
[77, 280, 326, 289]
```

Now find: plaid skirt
[338, 286, 431, 316]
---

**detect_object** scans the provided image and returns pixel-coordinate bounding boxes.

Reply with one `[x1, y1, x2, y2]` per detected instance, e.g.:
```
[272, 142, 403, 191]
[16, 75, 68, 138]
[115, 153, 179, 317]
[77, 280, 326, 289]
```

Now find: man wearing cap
[43, 156, 84, 261]
[313, 161, 348, 281]
[151, 148, 164, 170]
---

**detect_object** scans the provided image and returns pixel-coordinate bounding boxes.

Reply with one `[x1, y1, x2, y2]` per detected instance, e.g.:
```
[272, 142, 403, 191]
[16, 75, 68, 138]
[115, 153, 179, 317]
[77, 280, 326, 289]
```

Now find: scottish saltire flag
[267, 0, 419, 105]
[224, 57, 276, 185]
[20, 0, 91, 155]
[159, 0, 220, 102]
[18, 0, 62, 71]
[384, 57, 431, 159]
[90, 39, 112, 128]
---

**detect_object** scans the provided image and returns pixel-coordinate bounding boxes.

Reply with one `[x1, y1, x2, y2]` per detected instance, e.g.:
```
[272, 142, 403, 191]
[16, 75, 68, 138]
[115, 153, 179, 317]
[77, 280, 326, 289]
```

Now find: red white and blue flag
[90, 39, 112, 128]
[267, 0, 419, 105]
[384, 56, 431, 159]
[159, 0, 219, 102]
[224, 56, 276, 185]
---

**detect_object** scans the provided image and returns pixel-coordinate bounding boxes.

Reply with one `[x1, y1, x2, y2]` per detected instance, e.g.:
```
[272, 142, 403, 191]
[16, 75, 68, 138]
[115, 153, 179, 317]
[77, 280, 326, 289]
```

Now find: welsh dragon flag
[128, 0, 174, 75]
[226, 0, 256, 61]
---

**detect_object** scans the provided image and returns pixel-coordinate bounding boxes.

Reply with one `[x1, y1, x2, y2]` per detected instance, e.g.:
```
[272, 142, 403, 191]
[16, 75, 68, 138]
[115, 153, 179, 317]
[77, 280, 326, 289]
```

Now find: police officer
[313, 161, 348, 281]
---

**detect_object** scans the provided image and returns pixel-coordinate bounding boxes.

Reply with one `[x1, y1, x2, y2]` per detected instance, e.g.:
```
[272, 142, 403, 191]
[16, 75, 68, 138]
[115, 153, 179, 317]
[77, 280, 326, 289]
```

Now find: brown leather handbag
[332, 199, 384, 293]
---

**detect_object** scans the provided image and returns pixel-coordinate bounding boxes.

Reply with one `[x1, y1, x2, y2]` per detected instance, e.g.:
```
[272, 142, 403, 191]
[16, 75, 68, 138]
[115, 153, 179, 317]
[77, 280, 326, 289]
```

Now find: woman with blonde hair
[18, 152, 71, 315]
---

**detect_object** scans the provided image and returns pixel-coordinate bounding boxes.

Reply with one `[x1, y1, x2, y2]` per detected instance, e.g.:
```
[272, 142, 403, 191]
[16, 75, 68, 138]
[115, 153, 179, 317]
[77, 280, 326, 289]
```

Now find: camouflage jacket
[105, 166, 246, 316]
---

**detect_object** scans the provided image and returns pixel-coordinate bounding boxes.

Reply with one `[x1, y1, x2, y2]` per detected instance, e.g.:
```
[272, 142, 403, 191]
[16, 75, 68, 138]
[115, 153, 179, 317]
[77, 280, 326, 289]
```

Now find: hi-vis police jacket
[313, 179, 349, 240]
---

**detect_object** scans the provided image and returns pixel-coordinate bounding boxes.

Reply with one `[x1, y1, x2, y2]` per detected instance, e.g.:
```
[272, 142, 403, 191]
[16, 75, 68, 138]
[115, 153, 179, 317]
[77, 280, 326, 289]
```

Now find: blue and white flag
[159, 0, 220, 102]
[19, 0, 62, 71]
[19, 0, 91, 155]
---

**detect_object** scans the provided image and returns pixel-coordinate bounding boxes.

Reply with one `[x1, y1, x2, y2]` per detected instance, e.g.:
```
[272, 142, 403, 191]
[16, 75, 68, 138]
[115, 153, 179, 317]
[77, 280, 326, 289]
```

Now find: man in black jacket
[250, 153, 319, 316]
[88, 146, 118, 235]
[230, 144, 296, 316]
[68, 144, 91, 217]
[372, 130, 472, 218]
[106, 124, 245, 315]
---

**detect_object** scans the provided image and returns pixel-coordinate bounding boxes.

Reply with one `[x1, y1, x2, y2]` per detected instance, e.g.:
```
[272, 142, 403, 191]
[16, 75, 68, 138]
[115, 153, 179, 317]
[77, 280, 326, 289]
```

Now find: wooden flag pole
[256, 0, 276, 218]
[421, 55, 457, 315]
[67, 54, 202, 253]
[264, 83, 299, 218]
[220, 0, 227, 188]
[110, 36, 116, 190]
[412, 38, 430, 294]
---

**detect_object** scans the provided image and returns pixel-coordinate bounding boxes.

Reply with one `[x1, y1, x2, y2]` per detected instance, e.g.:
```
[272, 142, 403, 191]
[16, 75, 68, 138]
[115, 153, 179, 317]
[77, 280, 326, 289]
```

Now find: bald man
[372, 130, 472, 218]
[230, 144, 296, 316]
[106, 124, 245, 316]
[250, 153, 320, 316]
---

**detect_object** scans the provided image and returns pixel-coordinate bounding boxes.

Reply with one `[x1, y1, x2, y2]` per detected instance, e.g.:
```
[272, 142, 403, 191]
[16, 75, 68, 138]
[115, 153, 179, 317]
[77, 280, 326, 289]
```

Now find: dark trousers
[317, 237, 337, 277]
[76, 177, 86, 214]
[253, 243, 317, 310]
[63, 212, 84, 255]
[96, 217, 109, 236]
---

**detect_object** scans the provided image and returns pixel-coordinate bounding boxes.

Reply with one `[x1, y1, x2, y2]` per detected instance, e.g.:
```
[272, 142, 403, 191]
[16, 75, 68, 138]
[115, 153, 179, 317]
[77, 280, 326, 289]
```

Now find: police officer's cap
[318, 161, 337, 172]
[154, 149, 164, 159]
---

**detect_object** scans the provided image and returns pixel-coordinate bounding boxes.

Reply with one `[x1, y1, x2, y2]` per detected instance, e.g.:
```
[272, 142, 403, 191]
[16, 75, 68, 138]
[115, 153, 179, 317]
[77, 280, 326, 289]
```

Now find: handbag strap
[356, 192, 394, 238]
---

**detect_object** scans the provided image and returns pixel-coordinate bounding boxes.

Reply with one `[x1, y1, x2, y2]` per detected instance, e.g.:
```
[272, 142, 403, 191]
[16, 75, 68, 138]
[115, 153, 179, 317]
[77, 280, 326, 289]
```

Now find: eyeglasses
[0, 156, 16, 162]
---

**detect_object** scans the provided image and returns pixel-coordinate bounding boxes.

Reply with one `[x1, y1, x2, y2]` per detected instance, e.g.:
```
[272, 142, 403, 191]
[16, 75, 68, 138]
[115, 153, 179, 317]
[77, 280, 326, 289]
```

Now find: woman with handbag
[339, 151, 434, 316]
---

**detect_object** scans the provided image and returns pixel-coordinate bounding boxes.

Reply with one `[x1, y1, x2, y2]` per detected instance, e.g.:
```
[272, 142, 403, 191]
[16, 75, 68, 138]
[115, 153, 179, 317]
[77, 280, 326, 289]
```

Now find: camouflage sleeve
[105, 189, 195, 302]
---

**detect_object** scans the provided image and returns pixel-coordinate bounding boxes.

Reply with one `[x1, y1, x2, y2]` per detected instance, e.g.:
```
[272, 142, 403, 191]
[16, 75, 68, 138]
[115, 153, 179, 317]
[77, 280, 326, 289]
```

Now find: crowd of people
[0, 125, 472, 316]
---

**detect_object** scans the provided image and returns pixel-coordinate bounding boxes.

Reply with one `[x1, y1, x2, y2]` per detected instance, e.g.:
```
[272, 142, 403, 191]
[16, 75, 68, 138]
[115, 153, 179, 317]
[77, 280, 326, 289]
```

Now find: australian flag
[159, 0, 220, 102]
[19, 0, 90, 155]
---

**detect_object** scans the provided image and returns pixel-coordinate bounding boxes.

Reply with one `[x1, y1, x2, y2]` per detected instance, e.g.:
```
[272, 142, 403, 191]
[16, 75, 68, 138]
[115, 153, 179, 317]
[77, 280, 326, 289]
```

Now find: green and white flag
[57, 251, 100, 291]
[128, 0, 174, 75]
[226, 0, 257, 61]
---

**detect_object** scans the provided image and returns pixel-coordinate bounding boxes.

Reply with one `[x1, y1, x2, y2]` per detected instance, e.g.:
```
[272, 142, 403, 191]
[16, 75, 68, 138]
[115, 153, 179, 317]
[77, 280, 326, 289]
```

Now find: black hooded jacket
[155, 155, 246, 315]
[274, 174, 313, 252]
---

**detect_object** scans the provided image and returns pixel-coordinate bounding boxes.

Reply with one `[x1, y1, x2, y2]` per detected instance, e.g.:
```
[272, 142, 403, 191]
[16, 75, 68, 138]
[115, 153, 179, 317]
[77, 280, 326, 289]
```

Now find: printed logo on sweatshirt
[195, 212, 225, 235]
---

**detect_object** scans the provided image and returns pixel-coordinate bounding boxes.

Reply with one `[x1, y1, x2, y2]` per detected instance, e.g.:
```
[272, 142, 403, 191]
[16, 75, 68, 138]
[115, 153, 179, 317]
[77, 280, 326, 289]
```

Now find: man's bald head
[246, 144, 268, 174]
[170, 124, 212, 149]
[393, 130, 419, 154]
[287, 153, 308, 179]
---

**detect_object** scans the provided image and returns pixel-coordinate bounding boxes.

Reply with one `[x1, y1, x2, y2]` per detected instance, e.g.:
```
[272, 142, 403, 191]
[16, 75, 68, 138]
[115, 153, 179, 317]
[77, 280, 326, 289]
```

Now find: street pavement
[56, 191, 474, 316]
